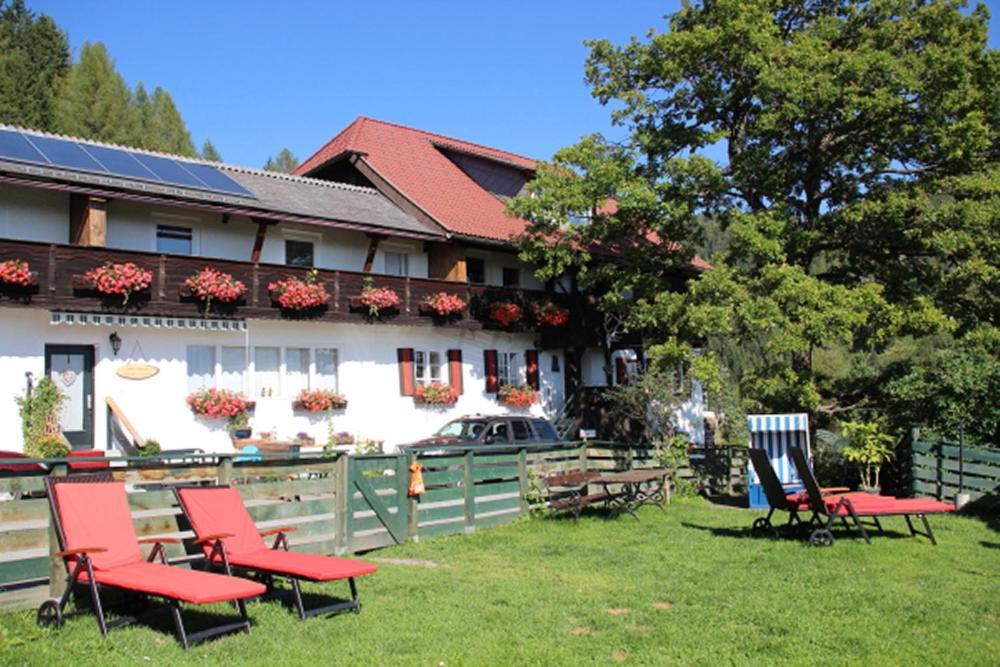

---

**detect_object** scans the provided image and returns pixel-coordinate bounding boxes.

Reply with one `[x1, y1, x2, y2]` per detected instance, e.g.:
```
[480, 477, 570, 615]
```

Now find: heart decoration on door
[59, 369, 77, 387]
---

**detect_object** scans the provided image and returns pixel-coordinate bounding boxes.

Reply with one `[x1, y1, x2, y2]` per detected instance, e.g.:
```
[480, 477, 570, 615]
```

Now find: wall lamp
[109, 331, 122, 356]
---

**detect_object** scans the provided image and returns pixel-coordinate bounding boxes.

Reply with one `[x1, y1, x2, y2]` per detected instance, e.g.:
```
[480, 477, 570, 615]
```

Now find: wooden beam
[105, 396, 146, 448]
[250, 219, 268, 263]
[362, 233, 386, 273]
[350, 156, 448, 234]
[69, 195, 107, 247]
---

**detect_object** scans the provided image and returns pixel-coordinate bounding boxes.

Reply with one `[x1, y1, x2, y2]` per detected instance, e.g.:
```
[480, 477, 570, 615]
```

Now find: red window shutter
[397, 348, 415, 396]
[615, 357, 628, 386]
[484, 349, 498, 393]
[525, 350, 539, 390]
[447, 349, 463, 395]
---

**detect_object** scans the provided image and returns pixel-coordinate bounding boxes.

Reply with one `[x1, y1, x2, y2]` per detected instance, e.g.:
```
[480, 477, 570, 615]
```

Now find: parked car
[406, 415, 562, 449]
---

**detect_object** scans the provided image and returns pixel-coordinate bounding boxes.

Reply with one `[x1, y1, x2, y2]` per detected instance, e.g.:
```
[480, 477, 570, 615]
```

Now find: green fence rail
[0, 442, 745, 612]
[911, 438, 1000, 506]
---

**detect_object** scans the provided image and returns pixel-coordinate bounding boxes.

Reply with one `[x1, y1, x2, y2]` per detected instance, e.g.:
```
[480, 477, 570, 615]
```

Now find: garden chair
[174, 485, 377, 620]
[39, 474, 266, 648]
[788, 447, 954, 546]
[746, 447, 851, 536]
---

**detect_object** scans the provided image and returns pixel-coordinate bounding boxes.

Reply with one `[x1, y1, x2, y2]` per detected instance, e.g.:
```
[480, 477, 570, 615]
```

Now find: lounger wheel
[36, 598, 63, 628]
[808, 529, 834, 547]
[750, 517, 771, 535]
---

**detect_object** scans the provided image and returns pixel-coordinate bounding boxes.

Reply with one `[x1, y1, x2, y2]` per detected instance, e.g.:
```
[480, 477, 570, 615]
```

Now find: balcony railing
[0, 238, 578, 332]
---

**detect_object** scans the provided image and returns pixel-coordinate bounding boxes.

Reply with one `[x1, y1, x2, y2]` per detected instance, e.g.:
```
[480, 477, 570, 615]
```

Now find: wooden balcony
[0, 238, 579, 333]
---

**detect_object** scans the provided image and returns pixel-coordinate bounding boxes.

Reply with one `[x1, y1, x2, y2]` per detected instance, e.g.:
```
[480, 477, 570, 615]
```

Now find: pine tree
[54, 42, 136, 145]
[0, 0, 69, 130]
[141, 86, 195, 156]
[200, 139, 221, 162]
[263, 148, 299, 173]
[130, 81, 151, 146]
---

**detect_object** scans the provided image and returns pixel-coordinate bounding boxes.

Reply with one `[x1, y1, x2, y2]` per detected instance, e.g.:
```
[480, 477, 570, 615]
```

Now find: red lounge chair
[746, 447, 853, 535]
[39, 474, 266, 648]
[788, 446, 954, 546]
[174, 485, 377, 620]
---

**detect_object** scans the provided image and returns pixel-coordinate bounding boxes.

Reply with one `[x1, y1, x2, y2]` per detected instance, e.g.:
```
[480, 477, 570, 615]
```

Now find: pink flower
[421, 292, 466, 316]
[187, 388, 250, 419]
[0, 259, 31, 286]
[184, 268, 246, 305]
[358, 279, 400, 316]
[84, 262, 152, 305]
[296, 389, 348, 412]
[268, 269, 330, 311]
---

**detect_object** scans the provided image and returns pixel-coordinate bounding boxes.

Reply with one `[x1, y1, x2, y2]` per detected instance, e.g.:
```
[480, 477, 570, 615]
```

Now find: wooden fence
[910, 437, 1000, 508]
[0, 442, 745, 612]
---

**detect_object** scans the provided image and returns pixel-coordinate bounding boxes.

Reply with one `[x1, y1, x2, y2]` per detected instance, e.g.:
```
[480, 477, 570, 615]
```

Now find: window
[219, 347, 246, 392]
[502, 267, 520, 288]
[532, 419, 559, 441]
[466, 257, 485, 284]
[254, 347, 280, 397]
[285, 347, 310, 396]
[314, 348, 338, 391]
[156, 225, 193, 255]
[384, 251, 409, 277]
[414, 350, 443, 386]
[511, 419, 533, 442]
[285, 239, 314, 267]
[186, 345, 215, 392]
[551, 354, 561, 373]
[496, 352, 520, 387]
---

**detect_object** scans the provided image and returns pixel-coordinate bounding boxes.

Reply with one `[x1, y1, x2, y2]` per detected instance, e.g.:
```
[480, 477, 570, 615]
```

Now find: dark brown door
[44, 345, 95, 450]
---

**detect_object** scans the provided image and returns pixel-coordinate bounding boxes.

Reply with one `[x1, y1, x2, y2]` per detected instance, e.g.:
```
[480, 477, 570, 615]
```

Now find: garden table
[590, 468, 671, 520]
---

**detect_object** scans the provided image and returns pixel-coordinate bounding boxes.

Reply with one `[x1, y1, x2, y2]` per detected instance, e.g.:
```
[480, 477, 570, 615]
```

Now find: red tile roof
[295, 116, 537, 242]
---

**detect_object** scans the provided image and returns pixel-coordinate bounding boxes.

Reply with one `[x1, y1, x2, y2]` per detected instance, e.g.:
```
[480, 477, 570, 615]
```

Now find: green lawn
[1, 499, 997, 666]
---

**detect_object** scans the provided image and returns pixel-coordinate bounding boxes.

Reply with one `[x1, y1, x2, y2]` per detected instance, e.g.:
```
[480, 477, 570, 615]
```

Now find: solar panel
[0, 129, 255, 199]
[26, 135, 106, 172]
[0, 129, 47, 164]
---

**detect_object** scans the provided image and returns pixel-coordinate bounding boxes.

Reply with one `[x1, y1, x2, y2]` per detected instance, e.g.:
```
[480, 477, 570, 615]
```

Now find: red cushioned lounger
[747, 447, 854, 536]
[174, 486, 377, 620]
[39, 474, 266, 648]
[788, 447, 954, 546]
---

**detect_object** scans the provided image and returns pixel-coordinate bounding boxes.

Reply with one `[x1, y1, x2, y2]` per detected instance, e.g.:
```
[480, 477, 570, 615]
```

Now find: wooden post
[463, 451, 475, 532]
[69, 195, 107, 247]
[250, 219, 268, 263]
[217, 455, 233, 485]
[334, 454, 349, 554]
[48, 463, 67, 598]
[578, 443, 588, 473]
[517, 448, 529, 515]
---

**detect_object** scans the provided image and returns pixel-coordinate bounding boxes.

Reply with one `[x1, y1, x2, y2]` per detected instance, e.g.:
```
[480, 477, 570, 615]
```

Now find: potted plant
[0, 259, 35, 288]
[227, 412, 252, 440]
[15, 377, 68, 458]
[419, 292, 466, 318]
[268, 269, 330, 311]
[294, 388, 348, 412]
[187, 388, 253, 435]
[488, 301, 523, 327]
[355, 277, 400, 317]
[530, 301, 569, 327]
[82, 262, 153, 305]
[841, 420, 895, 494]
[181, 267, 246, 311]
[414, 382, 458, 405]
[497, 384, 538, 408]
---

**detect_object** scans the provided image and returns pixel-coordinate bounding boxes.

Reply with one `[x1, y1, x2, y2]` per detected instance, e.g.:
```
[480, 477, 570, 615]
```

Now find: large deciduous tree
[509, 0, 998, 440]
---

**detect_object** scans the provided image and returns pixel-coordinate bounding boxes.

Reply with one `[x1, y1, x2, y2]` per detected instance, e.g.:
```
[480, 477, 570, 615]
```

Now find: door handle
[87, 395, 92, 409]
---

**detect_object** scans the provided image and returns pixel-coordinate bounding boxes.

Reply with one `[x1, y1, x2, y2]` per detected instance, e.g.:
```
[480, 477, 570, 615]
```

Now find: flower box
[487, 301, 523, 327]
[0, 259, 37, 290]
[497, 384, 538, 408]
[351, 278, 401, 317]
[414, 382, 458, 405]
[187, 388, 253, 421]
[293, 389, 348, 412]
[267, 269, 330, 312]
[180, 268, 247, 310]
[418, 292, 466, 318]
[77, 262, 153, 305]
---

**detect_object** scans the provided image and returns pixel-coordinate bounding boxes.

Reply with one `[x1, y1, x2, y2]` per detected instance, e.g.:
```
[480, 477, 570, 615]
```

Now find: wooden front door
[44, 345, 95, 450]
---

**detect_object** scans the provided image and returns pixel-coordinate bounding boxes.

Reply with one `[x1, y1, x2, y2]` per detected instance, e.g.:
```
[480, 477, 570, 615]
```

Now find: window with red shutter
[397, 348, 415, 396]
[447, 349, 463, 394]
[484, 349, 498, 393]
[525, 350, 539, 390]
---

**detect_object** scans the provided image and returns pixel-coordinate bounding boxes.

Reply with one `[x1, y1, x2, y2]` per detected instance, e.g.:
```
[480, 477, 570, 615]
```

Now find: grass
[1, 498, 997, 666]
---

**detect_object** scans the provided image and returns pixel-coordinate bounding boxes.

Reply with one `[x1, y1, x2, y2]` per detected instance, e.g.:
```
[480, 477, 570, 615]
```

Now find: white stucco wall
[0, 184, 68, 243]
[0, 307, 557, 454]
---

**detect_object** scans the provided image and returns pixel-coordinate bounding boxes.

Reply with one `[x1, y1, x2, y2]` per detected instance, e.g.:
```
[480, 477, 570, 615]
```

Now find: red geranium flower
[497, 384, 538, 408]
[414, 382, 458, 405]
[488, 301, 523, 327]
[84, 262, 152, 305]
[420, 292, 466, 317]
[296, 389, 348, 412]
[184, 268, 246, 307]
[0, 259, 31, 286]
[268, 269, 330, 311]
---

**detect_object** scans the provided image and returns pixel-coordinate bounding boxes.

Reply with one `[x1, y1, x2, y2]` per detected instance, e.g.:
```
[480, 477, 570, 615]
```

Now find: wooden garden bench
[543, 470, 613, 519]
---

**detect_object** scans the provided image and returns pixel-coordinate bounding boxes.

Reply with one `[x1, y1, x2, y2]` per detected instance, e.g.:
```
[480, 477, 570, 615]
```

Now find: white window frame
[186, 345, 339, 398]
[496, 351, 521, 387]
[382, 249, 410, 277]
[152, 211, 201, 255]
[282, 230, 321, 268]
[414, 350, 445, 386]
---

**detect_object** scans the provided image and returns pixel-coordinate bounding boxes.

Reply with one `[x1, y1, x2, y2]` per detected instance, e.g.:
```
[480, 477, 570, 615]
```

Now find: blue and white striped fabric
[746, 413, 811, 486]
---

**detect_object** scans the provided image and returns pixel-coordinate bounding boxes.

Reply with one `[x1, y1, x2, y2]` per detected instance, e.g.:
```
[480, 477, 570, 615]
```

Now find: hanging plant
[530, 301, 569, 327]
[0, 259, 32, 287]
[84, 262, 152, 305]
[488, 301, 523, 327]
[295, 389, 348, 412]
[419, 291, 466, 317]
[187, 388, 251, 422]
[497, 384, 538, 408]
[414, 382, 458, 405]
[268, 269, 330, 311]
[357, 277, 400, 316]
[182, 267, 246, 309]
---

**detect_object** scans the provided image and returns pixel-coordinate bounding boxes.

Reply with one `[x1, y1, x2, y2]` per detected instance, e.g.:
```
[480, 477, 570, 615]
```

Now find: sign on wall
[116, 363, 159, 381]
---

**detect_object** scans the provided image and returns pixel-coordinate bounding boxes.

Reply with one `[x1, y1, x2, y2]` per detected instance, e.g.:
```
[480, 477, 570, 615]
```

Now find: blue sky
[31, 0, 1000, 169]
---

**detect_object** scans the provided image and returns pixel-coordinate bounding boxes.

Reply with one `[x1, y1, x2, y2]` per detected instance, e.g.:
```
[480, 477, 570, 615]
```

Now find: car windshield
[435, 420, 488, 441]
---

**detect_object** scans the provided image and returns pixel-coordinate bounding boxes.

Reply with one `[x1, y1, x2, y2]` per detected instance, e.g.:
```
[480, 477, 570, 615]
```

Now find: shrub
[358, 277, 400, 316]
[139, 439, 162, 457]
[488, 302, 523, 327]
[268, 269, 329, 310]
[841, 420, 895, 490]
[296, 389, 348, 412]
[28, 433, 69, 459]
[414, 382, 458, 405]
[84, 262, 152, 305]
[183, 268, 246, 308]
[497, 384, 538, 408]
[0, 258, 31, 286]
[15, 377, 63, 454]
[420, 291, 466, 316]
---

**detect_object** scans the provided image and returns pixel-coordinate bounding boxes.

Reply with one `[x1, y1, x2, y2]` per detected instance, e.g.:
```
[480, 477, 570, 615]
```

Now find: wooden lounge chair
[746, 447, 851, 535]
[174, 485, 376, 620]
[39, 474, 266, 648]
[788, 447, 955, 546]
